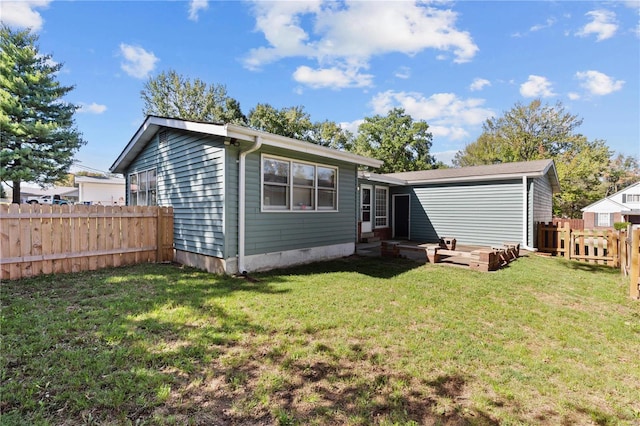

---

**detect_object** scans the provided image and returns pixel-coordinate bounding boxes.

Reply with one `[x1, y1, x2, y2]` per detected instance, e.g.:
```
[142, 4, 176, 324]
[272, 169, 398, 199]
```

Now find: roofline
[580, 181, 640, 210]
[110, 116, 382, 173]
[358, 171, 407, 186]
[406, 168, 560, 190]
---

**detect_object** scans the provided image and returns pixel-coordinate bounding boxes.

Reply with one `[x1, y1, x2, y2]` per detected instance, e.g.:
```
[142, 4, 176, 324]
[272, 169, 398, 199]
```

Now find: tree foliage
[353, 108, 435, 173]
[248, 103, 353, 150]
[453, 100, 612, 217]
[141, 69, 247, 124]
[0, 26, 86, 203]
[603, 154, 639, 195]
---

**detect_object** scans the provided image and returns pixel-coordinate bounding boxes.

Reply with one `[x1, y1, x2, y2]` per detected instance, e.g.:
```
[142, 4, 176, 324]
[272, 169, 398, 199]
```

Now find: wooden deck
[379, 239, 521, 272]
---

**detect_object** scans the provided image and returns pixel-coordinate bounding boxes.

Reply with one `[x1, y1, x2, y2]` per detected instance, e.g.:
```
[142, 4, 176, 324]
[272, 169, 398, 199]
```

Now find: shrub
[613, 221, 631, 231]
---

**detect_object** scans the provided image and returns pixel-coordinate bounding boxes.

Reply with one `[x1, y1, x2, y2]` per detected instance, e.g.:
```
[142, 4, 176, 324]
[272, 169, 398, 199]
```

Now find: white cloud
[244, 1, 478, 89]
[293, 65, 373, 89]
[530, 17, 556, 32]
[576, 70, 624, 95]
[370, 90, 494, 141]
[188, 0, 208, 21]
[395, 66, 411, 80]
[339, 119, 364, 135]
[0, 0, 51, 32]
[78, 102, 107, 114]
[432, 150, 459, 166]
[568, 92, 581, 100]
[469, 78, 491, 91]
[520, 75, 555, 98]
[119, 44, 158, 79]
[576, 10, 618, 41]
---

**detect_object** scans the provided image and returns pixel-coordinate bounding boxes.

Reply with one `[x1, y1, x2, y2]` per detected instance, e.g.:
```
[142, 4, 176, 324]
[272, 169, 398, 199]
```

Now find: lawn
[1, 254, 639, 425]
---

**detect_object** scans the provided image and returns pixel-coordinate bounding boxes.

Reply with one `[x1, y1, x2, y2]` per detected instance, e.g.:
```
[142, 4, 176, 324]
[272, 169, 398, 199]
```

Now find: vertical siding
[391, 179, 524, 246]
[126, 130, 227, 258]
[530, 175, 553, 247]
[243, 147, 357, 256]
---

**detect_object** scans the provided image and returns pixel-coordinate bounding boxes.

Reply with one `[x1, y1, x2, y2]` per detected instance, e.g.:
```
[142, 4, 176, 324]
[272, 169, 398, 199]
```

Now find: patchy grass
[1, 254, 639, 425]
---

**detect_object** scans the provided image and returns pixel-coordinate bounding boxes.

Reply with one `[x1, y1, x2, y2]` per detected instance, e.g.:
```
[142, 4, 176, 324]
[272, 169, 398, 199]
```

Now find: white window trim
[626, 194, 640, 203]
[374, 186, 389, 228]
[261, 154, 339, 213]
[128, 167, 157, 206]
[596, 212, 611, 227]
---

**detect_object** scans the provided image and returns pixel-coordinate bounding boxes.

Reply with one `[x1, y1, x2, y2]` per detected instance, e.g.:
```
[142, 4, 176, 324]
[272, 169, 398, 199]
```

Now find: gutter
[237, 135, 263, 274]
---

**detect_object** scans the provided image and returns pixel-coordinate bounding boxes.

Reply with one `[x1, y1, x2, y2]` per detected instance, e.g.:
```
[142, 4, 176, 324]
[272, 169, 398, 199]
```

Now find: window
[262, 155, 338, 212]
[375, 187, 388, 227]
[128, 168, 157, 206]
[626, 194, 640, 203]
[597, 213, 611, 227]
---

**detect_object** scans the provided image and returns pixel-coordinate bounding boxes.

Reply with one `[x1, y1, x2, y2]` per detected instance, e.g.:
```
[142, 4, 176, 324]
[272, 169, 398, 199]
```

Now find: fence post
[620, 229, 627, 275]
[610, 230, 619, 268]
[631, 229, 639, 300]
[156, 206, 164, 262]
[563, 222, 571, 259]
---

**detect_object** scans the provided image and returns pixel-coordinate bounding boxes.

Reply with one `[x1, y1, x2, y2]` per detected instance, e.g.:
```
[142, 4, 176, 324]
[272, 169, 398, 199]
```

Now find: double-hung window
[128, 168, 157, 206]
[596, 213, 611, 227]
[375, 187, 388, 227]
[262, 155, 337, 211]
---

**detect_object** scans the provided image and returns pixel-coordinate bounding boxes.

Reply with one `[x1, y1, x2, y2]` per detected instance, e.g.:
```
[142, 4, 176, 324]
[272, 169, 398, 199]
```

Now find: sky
[2, 0, 639, 175]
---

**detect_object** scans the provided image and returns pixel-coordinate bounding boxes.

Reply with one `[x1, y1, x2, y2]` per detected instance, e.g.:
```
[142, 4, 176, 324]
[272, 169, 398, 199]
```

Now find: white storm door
[361, 185, 372, 233]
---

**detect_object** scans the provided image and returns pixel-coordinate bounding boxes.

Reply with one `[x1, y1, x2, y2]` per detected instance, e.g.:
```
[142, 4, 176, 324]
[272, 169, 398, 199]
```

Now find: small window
[128, 168, 157, 206]
[262, 155, 338, 212]
[597, 213, 611, 227]
[626, 194, 640, 203]
[375, 187, 388, 227]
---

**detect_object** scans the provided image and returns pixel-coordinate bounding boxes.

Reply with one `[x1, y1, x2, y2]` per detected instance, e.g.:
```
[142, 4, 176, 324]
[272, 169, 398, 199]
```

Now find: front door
[393, 194, 410, 239]
[361, 185, 372, 233]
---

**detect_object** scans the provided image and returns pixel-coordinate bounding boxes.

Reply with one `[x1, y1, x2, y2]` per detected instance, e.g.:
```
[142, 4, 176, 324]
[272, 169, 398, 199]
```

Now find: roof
[20, 186, 79, 197]
[382, 159, 561, 192]
[75, 176, 125, 184]
[110, 116, 383, 174]
[581, 181, 640, 211]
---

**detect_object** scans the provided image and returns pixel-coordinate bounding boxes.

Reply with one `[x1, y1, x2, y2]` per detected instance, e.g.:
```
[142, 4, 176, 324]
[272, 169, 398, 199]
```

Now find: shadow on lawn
[255, 255, 423, 281]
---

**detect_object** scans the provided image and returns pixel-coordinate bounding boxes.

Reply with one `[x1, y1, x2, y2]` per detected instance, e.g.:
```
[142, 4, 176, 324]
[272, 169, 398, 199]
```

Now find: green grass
[2, 254, 639, 425]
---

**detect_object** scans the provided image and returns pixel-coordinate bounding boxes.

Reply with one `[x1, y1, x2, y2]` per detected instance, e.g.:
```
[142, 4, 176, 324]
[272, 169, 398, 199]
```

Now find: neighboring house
[581, 181, 640, 229]
[358, 159, 560, 250]
[75, 175, 126, 205]
[20, 186, 79, 204]
[110, 116, 382, 274]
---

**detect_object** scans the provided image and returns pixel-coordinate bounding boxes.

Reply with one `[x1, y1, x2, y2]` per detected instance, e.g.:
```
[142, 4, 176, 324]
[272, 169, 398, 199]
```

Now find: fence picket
[0, 204, 173, 280]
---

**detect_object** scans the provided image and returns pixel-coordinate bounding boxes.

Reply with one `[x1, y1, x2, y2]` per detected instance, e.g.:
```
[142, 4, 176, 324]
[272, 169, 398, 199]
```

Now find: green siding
[392, 179, 524, 246]
[126, 129, 227, 258]
[243, 147, 357, 256]
[530, 175, 553, 247]
[224, 147, 239, 259]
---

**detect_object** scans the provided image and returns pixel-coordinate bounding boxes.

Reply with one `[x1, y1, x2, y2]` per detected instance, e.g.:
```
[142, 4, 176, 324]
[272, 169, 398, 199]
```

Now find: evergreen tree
[1, 26, 86, 203]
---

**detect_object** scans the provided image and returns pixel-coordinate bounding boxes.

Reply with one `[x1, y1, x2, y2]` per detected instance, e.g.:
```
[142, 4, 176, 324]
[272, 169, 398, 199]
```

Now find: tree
[353, 108, 435, 173]
[1, 26, 86, 204]
[603, 154, 640, 195]
[141, 69, 247, 124]
[453, 100, 612, 217]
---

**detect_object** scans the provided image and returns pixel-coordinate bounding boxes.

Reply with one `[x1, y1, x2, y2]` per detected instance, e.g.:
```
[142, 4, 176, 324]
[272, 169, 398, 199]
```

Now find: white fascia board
[358, 172, 407, 186]
[406, 171, 549, 186]
[225, 124, 383, 168]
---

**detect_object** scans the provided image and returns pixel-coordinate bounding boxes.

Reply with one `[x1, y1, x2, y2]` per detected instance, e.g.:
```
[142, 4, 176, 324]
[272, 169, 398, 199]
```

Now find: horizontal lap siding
[243, 148, 357, 256]
[127, 130, 227, 258]
[396, 180, 523, 246]
[530, 175, 553, 248]
[224, 148, 239, 259]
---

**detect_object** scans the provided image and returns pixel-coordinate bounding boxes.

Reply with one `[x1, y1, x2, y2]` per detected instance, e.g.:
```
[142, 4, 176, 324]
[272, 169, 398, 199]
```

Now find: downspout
[522, 176, 536, 251]
[237, 135, 263, 275]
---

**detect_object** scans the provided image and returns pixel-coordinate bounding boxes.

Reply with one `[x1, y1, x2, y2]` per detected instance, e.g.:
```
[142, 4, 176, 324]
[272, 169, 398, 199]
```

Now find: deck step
[360, 232, 380, 243]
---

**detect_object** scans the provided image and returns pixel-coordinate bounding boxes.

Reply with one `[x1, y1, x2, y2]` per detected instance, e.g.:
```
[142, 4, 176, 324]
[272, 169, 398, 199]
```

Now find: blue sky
[3, 0, 639, 174]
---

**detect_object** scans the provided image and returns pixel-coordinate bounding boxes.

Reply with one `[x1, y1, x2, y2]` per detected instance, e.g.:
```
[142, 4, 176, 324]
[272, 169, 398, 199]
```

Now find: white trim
[374, 186, 389, 228]
[522, 176, 528, 249]
[392, 194, 410, 239]
[260, 153, 338, 213]
[360, 184, 373, 233]
[243, 242, 354, 272]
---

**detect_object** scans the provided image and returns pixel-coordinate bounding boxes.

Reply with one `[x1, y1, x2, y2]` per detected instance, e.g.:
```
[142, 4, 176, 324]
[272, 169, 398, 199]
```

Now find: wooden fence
[552, 217, 584, 230]
[0, 204, 173, 281]
[537, 222, 640, 299]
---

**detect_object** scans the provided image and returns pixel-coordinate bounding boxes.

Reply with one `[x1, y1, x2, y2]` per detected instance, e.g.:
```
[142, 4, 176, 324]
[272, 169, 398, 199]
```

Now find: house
[110, 116, 382, 274]
[75, 175, 126, 205]
[581, 181, 640, 228]
[358, 159, 560, 250]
